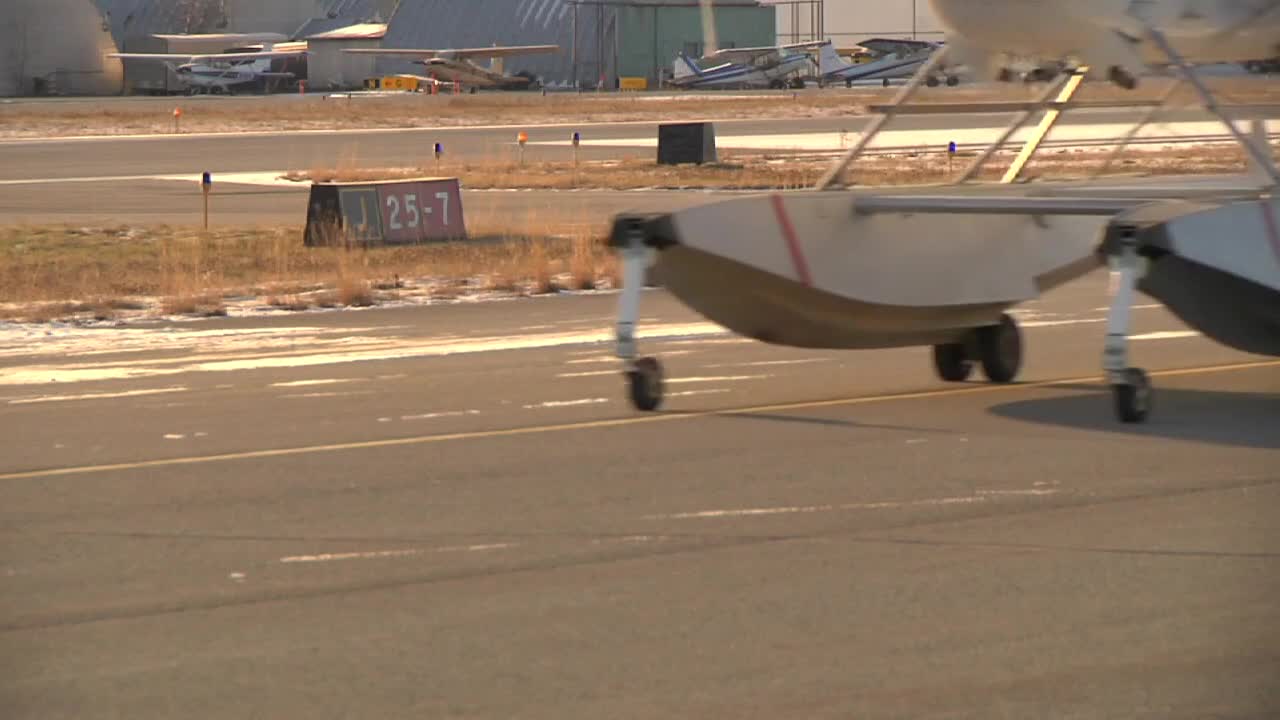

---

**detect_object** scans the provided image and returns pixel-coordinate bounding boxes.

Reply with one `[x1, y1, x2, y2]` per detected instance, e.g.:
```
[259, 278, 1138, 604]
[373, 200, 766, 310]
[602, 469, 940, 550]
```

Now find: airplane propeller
[699, 0, 719, 57]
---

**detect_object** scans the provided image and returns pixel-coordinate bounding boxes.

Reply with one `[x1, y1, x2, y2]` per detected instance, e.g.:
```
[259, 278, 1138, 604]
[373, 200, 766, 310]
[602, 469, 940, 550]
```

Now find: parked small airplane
[109, 45, 306, 95]
[342, 45, 559, 90]
[670, 42, 825, 90]
[605, 0, 1280, 424]
[817, 38, 953, 88]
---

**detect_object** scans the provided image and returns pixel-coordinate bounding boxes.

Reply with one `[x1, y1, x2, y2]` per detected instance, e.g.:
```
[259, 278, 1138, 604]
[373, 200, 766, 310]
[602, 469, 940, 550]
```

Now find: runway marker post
[434, 142, 443, 174]
[572, 131, 581, 185]
[517, 131, 528, 165]
[173, 107, 182, 134]
[947, 141, 957, 174]
[201, 171, 211, 230]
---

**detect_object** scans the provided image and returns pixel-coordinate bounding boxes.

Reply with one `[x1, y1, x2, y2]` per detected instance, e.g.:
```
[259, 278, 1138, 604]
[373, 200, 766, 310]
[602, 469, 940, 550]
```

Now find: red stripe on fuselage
[771, 194, 813, 287]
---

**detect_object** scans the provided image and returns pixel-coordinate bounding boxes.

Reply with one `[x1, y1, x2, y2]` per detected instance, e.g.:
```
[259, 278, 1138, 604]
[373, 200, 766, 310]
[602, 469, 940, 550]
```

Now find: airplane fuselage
[929, 0, 1280, 70]
[671, 53, 811, 89]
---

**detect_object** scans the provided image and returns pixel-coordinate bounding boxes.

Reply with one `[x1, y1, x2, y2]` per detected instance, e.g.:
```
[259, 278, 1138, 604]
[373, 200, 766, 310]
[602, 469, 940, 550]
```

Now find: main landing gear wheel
[976, 313, 1022, 383]
[932, 343, 973, 382]
[1111, 367, 1151, 423]
[627, 357, 664, 411]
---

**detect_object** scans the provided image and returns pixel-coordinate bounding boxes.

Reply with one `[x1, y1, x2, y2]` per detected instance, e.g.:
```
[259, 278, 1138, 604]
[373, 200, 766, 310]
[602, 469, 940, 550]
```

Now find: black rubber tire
[932, 343, 973, 382]
[946, 75, 959, 87]
[1112, 367, 1151, 423]
[926, 76, 940, 87]
[627, 357, 664, 412]
[977, 313, 1022, 383]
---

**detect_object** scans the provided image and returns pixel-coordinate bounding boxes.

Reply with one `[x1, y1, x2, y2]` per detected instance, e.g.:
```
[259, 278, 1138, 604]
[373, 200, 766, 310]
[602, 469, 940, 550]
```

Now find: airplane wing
[343, 45, 559, 58]
[706, 47, 782, 64]
[108, 51, 306, 62]
[857, 38, 940, 56]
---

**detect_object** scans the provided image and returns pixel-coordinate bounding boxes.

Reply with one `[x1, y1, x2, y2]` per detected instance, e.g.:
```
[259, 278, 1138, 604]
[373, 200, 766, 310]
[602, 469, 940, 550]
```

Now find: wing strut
[1091, 79, 1185, 179]
[954, 70, 1075, 184]
[1145, 27, 1280, 187]
[1000, 67, 1089, 184]
[815, 46, 951, 190]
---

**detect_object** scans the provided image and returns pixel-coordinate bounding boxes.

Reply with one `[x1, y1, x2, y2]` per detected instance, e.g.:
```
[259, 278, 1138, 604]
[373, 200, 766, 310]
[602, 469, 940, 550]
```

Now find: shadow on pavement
[990, 384, 1280, 450]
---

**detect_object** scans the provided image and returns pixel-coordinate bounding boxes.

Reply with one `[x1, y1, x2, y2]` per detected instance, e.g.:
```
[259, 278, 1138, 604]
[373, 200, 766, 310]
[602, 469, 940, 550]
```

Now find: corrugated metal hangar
[1, 0, 802, 96]
[371, 0, 776, 90]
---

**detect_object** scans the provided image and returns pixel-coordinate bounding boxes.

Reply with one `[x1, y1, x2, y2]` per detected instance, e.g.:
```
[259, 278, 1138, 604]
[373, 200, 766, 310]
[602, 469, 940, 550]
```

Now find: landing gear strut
[1102, 226, 1152, 423]
[615, 221, 664, 411]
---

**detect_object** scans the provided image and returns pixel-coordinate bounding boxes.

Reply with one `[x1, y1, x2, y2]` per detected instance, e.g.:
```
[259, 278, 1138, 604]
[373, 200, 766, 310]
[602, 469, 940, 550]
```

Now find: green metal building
[610, 0, 778, 88]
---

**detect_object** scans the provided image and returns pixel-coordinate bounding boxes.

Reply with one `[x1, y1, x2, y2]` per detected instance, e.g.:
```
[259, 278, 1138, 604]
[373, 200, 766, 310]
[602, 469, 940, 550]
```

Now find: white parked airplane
[342, 45, 559, 90]
[817, 38, 955, 88]
[109, 46, 306, 95]
[670, 42, 824, 90]
[605, 0, 1280, 424]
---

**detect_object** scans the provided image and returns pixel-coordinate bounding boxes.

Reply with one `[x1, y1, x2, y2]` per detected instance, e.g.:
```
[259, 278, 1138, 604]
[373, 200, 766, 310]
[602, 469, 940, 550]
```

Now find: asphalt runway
[2, 270, 1278, 718]
[0, 108, 1255, 183]
[2, 105, 1271, 228]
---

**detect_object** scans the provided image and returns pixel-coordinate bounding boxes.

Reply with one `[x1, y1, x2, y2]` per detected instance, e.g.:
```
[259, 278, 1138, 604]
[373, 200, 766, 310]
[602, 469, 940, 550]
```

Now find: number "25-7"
[386, 192, 450, 230]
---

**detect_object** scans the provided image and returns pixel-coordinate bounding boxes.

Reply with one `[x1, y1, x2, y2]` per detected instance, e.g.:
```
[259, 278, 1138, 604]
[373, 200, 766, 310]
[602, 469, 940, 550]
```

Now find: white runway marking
[270, 378, 360, 388]
[401, 410, 481, 421]
[534, 121, 1280, 153]
[648, 488, 1058, 520]
[1131, 330, 1200, 341]
[524, 398, 610, 409]
[0, 322, 727, 386]
[668, 389, 731, 398]
[163, 434, 185, 440]
[280, 391, 375, 399]
[667, 375, 769, 384]
[279, 543, 515, 564]
[556, 370, 618, 378]
[565, 356, 618, 365]
[705, 358, 825, 368]
[7, 386, 188, 405]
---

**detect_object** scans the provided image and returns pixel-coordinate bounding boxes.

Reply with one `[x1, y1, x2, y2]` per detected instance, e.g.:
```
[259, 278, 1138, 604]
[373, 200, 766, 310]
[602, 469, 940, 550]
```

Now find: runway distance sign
[304, 177, 467, 247]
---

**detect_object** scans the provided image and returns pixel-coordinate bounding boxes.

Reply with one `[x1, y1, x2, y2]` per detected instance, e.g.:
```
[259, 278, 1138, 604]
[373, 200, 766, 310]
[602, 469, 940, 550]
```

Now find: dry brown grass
[0, 215, 620, 322]
[0, 138, 1265, 324]
[4, 76, 1276, 139]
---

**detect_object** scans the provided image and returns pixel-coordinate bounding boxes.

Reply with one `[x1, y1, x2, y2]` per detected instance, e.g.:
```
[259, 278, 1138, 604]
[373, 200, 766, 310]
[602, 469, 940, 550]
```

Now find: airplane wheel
[932, 343, 973, 382]
[882, 78, 890, 88]
[1112, 368, 1151, 423]
[926, 76, 940, 88]
[977, 313, 1022, 383]
[627, 357, 664, 411]
[946, 75, 959, 87]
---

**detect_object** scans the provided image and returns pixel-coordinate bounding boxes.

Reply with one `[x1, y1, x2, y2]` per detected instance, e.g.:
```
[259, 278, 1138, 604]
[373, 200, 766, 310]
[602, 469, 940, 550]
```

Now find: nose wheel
[627, 357, 665, 411]
[1111, 367, 1151, 423]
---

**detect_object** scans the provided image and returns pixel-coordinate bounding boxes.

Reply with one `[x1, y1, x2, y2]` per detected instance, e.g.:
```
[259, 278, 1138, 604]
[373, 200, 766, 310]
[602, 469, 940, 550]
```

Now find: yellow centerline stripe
[2, 359, 1276, 482]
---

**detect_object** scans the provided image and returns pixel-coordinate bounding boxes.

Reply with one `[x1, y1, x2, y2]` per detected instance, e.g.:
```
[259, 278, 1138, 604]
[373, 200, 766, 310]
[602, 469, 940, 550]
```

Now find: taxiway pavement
[2, 270, 1277, 718]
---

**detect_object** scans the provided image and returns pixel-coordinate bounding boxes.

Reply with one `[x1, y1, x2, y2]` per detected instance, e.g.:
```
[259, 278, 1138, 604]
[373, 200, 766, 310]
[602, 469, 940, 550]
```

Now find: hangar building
[375, 0, 777, 90]
[0, 0, 394, 96]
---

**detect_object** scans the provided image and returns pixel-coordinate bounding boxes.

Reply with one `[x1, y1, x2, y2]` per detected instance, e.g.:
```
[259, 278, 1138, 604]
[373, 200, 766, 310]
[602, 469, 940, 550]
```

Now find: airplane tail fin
[818, 42, 851, 75]
[673, 53, 702, 81]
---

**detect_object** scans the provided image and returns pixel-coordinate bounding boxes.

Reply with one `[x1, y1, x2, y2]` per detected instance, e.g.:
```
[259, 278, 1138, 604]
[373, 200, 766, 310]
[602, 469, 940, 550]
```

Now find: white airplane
[670, 42, 825, 90]
[342, 45, 559, 91]
[109, 46, 306, 95]
[817, 38, 955, 88]
[604, 0, 1280, 424]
